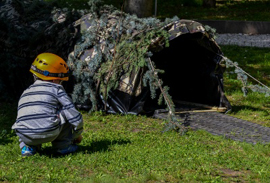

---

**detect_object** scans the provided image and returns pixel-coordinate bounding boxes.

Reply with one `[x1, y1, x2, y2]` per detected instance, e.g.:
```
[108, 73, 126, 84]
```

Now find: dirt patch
[220, 169, 243, 177]
[219, 169, 252, 183]
[132, 128, 141, 133]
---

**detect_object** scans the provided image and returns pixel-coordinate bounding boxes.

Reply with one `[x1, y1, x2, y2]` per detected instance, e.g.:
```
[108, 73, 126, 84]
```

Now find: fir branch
[146, 58, 185, 133]
[102, 9, 125, 111]
[222, 56, 270, 96]
[147, 58, 175, 114]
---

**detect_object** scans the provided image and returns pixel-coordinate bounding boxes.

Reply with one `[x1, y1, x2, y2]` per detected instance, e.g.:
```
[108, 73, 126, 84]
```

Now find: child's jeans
[16, 112, 74, 150]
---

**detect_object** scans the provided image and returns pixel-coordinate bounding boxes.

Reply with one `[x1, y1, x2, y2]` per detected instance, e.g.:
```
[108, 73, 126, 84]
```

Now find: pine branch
[102, 10, 125, 111]
[146, 58, 185, 131]
[222, 56, 270, 96]
[147, 58, 174, 114]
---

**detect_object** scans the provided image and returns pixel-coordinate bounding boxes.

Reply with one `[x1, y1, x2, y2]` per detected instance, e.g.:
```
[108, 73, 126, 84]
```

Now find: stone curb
[197, 20, 270, 34]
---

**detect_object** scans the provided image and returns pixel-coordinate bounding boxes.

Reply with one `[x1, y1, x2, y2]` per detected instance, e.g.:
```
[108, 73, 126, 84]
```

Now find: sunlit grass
[1, 110, 270, 182]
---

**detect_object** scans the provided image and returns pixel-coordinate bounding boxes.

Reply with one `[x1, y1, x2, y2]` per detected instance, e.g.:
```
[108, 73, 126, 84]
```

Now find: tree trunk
[203, 0, 216, 7]
[124, 0, 154, 18]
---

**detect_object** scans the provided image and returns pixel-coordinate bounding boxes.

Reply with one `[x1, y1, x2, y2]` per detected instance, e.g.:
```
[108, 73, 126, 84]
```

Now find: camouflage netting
[66, 3, 232, 123]
[0, 0, 83, 100]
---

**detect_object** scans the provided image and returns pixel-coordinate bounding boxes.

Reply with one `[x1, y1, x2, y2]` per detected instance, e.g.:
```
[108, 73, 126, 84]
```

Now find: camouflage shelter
[150, 20, 232, 113]
[71, 13, 232, 114]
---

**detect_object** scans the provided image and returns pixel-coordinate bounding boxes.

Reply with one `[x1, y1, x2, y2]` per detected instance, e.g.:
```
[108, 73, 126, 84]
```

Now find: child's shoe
[21, 145, 37, 156]
[57, 144, 78, 155]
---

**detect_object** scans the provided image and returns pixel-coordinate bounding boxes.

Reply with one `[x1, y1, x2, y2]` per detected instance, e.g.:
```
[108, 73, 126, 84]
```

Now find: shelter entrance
[150, 32, 226, 110]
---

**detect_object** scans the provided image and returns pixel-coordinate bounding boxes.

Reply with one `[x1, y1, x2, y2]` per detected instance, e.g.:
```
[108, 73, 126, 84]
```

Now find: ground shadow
[0, 102, 18, 145]
[39, 139, 131, 157]
[230, 105, 269, 114]
[0, 130, 17, 145]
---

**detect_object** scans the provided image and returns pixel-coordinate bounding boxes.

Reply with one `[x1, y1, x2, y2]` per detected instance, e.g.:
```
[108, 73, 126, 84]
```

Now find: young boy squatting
[12, 53, 83, 156]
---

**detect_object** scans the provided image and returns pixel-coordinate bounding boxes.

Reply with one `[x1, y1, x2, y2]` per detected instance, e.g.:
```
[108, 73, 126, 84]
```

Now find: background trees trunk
[124, 0, 154, 18]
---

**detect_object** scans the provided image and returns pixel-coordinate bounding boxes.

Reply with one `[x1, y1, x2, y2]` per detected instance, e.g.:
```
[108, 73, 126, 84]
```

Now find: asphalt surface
[215, 33, 270, 48]
[154, 111, 270, 144]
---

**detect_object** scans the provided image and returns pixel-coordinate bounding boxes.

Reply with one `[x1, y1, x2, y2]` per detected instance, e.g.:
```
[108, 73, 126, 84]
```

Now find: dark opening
[150, 33, 222, 107]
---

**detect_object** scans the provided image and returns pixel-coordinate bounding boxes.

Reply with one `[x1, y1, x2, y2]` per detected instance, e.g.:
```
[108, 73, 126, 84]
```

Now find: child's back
[12, 53, 83, 156]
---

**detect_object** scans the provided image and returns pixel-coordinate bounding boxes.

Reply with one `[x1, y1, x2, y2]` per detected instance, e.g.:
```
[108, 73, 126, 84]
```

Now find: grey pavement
[154, 111, 270, 144]
[215, 33, 270, 48]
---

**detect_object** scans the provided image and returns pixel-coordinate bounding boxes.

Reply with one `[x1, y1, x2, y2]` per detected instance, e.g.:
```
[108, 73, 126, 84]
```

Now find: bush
[0, 0, 82, 101]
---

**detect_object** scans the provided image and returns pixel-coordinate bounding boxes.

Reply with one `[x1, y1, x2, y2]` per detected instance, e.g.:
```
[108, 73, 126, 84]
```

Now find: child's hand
[73, 135, 83, 144]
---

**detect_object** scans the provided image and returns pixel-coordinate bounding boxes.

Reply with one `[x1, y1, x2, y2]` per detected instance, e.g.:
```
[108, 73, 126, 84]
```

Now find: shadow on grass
[230, 105, 270, 116]
[0, 102, 18, 145]
[0, 130, 17, 145]
[40, 139, 131, 157]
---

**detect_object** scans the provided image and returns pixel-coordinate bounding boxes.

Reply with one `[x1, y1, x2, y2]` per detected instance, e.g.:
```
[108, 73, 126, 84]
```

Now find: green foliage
[204, 25, 217, 39]
[95, 27, 170, 98]
[249, 85, 270, 97]
[223, 57, 249, 96]
[143, 67, 164, 100]
[67, 2, 184, 131]
[0, 0, 83, 101]
[87, 0, 104, 13]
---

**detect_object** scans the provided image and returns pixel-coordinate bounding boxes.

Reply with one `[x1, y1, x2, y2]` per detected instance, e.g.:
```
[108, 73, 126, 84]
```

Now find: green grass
[1, 109, 270, 182]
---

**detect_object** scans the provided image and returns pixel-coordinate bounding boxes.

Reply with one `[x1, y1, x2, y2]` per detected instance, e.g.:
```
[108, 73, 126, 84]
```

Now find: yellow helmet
[30, 53, 69, 81]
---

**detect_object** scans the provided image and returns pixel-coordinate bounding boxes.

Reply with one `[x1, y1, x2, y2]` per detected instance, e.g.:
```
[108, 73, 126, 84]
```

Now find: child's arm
[57, 87, 83, 139]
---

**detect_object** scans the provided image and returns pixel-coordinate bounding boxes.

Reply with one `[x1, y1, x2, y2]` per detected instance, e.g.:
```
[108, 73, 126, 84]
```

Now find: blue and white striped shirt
[12, 80, 83, 139]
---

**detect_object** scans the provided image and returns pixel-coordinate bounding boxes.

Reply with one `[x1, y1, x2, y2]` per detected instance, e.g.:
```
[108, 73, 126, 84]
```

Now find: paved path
[154, 110, 270, 144]
[215, 33, 270, 48]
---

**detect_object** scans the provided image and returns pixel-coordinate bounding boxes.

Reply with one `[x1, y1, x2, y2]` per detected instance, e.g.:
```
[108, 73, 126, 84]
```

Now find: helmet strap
[31, 65, 69, 78]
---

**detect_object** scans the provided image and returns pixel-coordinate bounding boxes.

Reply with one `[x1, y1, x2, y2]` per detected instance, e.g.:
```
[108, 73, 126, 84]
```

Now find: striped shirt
[12, 80, 83, 139]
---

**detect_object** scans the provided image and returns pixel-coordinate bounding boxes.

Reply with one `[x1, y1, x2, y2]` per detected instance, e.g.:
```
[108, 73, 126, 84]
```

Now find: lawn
[1, 0, 270, 182]
[1, 45, 270, 182]
[1, 106, 270, 182]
